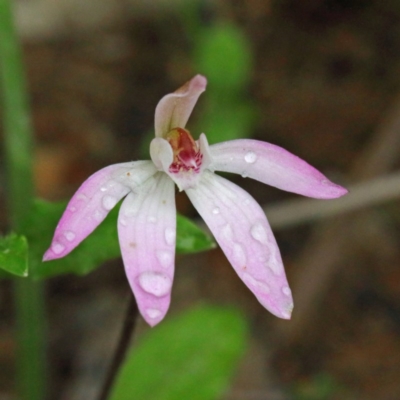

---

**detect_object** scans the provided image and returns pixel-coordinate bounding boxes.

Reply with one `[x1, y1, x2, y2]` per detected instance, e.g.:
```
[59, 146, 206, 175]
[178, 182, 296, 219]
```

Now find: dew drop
[146, 308, 162, 319]
[282, 286, 291, 296]
[164, 228, 175, 246]
[241, 173, 248, 178]
[148, 216, 157, 223]
[244, 151, 257, 163]
[138, 272, 172, 297]
[64, 231, 76, 242]
[52, 242, 65, 255]
[69, 206, 77, 212]
[242, 272, 270, 294]
[250, 222, 268, 245]
[119, 218, 127, 226]
[156, 250, 173, 268]
[212, 207, 220, 215]
[124, 206, 137, 217]
[76, 193, 88, 201]
[232, 243, 246, 266]
[221, 224, 234, 241]
[93, 210, 103, 221]
[268, 247, 283, 275]
[100, 187, 107, 192]
[102, 195, 118, 210]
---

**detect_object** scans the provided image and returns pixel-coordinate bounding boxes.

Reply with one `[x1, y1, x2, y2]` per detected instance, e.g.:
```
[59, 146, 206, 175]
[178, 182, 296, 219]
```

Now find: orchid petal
[186, 171, 293, 319]
[150, 137, 173, 171]
[43, 161, 157, 261]
[198, 133, 213, 173]
[154, 75, 207, 138]
[118, 173, 176, 327]
[209, 139, 347, 199]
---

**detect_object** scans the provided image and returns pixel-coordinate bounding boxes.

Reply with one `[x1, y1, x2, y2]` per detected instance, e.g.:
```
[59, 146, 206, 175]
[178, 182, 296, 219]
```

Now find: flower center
[165, 127, 203, 173]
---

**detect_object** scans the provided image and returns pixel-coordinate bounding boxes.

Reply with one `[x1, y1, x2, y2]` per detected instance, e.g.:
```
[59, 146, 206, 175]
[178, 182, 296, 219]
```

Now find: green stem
[0, 1, 47, 399]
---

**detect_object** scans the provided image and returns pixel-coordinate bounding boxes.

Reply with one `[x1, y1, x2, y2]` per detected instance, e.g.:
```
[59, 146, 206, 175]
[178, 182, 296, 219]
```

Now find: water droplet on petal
[221, 224, 234, 241]
[268, 247, 283, 275]
[243, 272, 270, 294]
[93, 210, 104, 221]
[69, 206, 77, 212]
[164, 228, 175, 246]
[146, 308, 162, 319]
[244, 151, 257, 163]
[138, 272, 172, 297]
[52, 242, 65, 255]
[100, 187, 107, 192]
[212, 207, 220, 215]
[250, 222, 268, 245]
[282, 286, 291, 296]
[156, 250, 173, 268]
[232, 243, 246, 266]
[76, 193, 88, 201]
[148, 216, 157, 223]
[64, 231, 75, 242]
[102, 195, 118, 210]
[241, 173, 248, 178]
[119, 218, 127, 226]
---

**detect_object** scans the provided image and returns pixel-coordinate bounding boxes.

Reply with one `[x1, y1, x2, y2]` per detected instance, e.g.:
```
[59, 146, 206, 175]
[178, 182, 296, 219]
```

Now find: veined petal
[43, 161, 157, 261]
[186, 171, 293, 319]
[118, 173, 176, 327]
[209, 139, 347, 199]
[154, 75, 207, 138]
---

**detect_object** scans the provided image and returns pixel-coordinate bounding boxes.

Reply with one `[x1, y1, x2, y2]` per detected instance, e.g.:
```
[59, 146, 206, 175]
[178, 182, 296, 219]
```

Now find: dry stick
[272, 94, 400, 345]
[97, 295, 138, 400]
[265, 171, 400, 229]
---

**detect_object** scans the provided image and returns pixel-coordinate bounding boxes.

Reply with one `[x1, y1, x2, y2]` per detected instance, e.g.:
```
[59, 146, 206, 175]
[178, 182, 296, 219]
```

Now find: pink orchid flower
[43, 75, 347, 326]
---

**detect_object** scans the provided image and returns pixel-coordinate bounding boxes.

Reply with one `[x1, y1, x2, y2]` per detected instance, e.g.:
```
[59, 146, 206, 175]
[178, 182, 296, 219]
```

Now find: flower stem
[0, 1, 47, 399]
[98, 295, 138, 400]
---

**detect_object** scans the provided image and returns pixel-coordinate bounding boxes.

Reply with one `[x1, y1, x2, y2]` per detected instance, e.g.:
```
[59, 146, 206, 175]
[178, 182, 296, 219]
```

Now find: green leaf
[176, 214, 216, 253]
[0, 233, 28, 277]
[110, 304, 248, 400]
[25, 199, 215, 279]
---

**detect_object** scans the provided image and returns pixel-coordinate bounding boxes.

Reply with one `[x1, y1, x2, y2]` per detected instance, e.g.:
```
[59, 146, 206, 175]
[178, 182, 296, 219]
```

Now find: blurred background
[2, 0, 400, 399]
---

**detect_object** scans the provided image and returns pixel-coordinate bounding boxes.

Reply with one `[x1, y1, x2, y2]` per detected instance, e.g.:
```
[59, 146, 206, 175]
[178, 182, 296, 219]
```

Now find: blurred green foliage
[0, 233, 28, 277]
[110, 305, 248, 400]
[291, 372, 344, 400]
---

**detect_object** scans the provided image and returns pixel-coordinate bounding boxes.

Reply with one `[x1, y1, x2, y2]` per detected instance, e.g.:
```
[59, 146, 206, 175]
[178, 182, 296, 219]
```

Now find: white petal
[43, 161, 157, 261]
[118, 173, 176, 326]
[186, 171, 293, 319]
[150, 138, 173, 171]
[154, 75, 207, 138]
[210, 139, 347, 199]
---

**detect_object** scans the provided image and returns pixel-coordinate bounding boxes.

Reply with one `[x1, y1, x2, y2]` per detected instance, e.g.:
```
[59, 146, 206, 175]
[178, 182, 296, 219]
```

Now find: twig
[265, 171, 400, 229]
[97, 295, 138, 400]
